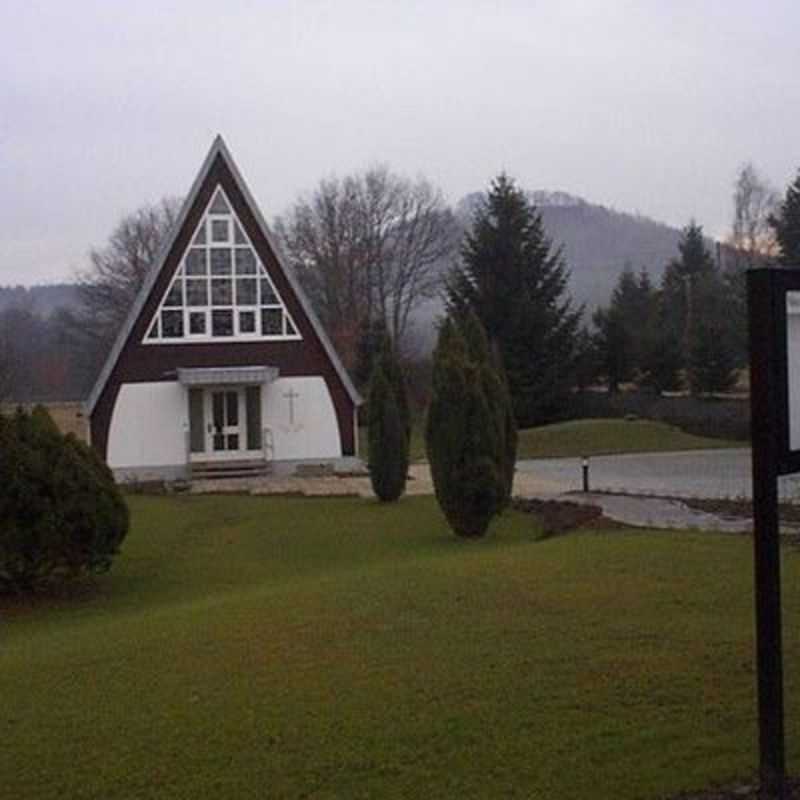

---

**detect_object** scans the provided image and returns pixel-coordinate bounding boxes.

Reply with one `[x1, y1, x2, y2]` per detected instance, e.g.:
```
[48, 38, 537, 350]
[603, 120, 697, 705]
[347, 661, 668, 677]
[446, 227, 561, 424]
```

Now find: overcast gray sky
[2, 0, 799, 286]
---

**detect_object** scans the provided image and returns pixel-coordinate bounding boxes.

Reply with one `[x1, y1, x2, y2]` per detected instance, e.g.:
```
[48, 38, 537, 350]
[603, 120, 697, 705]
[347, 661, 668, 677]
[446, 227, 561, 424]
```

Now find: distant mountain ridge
[456, 190, 686, 310]
[3, 193, 690, 335]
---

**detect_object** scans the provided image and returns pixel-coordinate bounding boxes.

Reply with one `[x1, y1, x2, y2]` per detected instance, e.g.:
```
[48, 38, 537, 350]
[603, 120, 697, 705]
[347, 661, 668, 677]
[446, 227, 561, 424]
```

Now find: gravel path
[190, 456, 762, 532]
[517, 449, 800, 502]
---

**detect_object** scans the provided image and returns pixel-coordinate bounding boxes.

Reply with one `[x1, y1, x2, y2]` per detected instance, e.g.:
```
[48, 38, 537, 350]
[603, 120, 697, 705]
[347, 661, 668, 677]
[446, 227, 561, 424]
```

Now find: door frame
[188, 385, 262, 462]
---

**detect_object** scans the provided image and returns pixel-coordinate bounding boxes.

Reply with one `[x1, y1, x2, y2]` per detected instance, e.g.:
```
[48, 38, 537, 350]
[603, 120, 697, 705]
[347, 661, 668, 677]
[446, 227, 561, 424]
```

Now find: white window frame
[144, 187, 302, 345]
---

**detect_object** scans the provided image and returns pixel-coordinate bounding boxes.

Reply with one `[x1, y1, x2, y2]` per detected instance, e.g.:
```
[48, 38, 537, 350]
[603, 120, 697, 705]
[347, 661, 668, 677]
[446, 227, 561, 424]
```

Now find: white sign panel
[786, 291, 800, 451]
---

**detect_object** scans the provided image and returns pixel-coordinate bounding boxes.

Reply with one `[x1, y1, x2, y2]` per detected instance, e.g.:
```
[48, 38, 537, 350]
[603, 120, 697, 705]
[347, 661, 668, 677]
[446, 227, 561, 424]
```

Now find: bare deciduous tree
[729, 162, 779, 268]
[78, 197, 182, 346]
[69, 197, 182, 387]
[275, 166, 457, 361]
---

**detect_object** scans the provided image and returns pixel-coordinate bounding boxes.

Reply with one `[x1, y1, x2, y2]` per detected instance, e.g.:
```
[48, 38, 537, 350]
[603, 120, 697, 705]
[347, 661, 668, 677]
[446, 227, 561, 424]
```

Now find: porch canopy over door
[178, 366, 278, 459]
[177, 366, 278, 387]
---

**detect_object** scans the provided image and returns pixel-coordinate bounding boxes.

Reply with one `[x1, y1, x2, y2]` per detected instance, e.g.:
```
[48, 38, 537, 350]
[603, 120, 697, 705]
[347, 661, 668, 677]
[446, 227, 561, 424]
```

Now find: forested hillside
[0, 284, 78, 315]
[457, 191, 685, 309]
[0, 192, 691, 400]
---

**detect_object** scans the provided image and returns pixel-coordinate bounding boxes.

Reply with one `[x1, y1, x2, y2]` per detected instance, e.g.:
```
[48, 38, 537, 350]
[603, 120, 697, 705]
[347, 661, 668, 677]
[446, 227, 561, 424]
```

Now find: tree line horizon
[1, 161, 799, 423]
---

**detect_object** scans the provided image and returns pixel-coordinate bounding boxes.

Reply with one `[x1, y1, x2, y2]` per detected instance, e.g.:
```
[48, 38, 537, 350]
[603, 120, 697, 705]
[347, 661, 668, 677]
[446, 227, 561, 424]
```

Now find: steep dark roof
[86, 135, 361, 415]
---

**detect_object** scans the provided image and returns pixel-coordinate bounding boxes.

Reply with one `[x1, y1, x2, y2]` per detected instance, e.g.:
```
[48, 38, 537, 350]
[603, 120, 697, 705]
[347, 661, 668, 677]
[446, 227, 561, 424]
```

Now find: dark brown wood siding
[90, 154, 356, 460]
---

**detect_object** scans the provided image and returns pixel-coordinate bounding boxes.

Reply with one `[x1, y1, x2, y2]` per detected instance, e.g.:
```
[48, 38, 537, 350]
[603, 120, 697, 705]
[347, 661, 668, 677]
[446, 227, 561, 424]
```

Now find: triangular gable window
[145, 187, 301, 343]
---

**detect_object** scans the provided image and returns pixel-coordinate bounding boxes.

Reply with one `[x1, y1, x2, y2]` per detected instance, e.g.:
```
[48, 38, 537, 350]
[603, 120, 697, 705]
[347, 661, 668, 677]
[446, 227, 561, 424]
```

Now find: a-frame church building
[87, 136, 361, 481]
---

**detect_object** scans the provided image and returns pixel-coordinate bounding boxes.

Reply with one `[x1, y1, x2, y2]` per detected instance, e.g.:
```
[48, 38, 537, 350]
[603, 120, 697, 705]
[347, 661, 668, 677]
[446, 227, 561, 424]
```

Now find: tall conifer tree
[448, 175, 582, 427]
[770, 169, 800, 267]
[660, 221, 739, 395]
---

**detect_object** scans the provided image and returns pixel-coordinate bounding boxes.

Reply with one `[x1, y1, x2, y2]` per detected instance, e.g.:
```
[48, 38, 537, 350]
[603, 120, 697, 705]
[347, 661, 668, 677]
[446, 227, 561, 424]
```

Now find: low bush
[0, 406, 129, 593]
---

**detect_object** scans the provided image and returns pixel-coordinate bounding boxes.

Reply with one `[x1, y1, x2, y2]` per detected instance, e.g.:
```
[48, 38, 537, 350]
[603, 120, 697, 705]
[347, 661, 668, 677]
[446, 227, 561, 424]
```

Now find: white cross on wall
[283, 387, 300, 424]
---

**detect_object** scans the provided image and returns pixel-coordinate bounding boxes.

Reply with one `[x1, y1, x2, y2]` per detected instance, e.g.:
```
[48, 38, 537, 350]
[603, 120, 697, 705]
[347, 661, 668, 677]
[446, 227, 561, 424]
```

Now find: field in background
[2, 494, 799, 799]
[360, 417, 738, 464]
[0, 401, 88, 442]
[515, 418, 740, 460]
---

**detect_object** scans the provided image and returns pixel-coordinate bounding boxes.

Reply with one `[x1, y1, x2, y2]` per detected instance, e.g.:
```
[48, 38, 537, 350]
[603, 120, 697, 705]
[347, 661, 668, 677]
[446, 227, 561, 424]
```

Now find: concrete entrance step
[190, 459, 271, 480]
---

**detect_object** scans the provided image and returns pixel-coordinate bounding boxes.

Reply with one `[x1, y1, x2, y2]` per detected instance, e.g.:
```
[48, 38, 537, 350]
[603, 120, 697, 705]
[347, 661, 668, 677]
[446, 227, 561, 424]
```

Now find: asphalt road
[516, 448, 800, 501]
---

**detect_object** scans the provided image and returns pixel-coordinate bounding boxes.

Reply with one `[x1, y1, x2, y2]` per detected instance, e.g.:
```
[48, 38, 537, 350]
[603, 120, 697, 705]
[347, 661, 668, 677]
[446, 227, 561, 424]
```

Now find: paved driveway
[517, 448, 800, 501]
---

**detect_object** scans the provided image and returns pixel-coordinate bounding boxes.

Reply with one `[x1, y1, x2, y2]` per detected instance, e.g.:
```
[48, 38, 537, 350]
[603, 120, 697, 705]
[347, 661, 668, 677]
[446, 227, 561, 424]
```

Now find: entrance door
[208, 389, 243, 457]
[187, 385, 263, 462]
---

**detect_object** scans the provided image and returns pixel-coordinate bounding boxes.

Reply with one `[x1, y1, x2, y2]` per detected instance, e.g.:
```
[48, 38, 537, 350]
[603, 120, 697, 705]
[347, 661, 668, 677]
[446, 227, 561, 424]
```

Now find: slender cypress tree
[367, 358, 409, 502]
[457, 309, 517, 507]
[449, 174, 582, 427]
[426, 318, 505, 537]
[378, 334, 411, 443]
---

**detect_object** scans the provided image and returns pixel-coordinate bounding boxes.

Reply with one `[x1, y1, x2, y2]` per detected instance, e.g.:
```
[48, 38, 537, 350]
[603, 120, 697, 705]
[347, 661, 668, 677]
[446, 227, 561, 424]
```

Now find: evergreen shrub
[0, 406, 129, 593]
[426, 319, 505, 537]
[368, 359, 409, 502]
[459, 310, 517, 506]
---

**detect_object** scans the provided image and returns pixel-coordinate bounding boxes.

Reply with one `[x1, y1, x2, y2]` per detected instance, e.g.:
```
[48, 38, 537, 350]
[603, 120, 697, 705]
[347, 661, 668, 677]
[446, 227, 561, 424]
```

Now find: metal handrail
[262, 426, 274, 463]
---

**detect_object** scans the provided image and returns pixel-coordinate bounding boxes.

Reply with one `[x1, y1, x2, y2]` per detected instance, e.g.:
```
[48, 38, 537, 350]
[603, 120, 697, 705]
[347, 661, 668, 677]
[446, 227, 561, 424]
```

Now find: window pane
[211, 278, 233, 305]
[236, 278, 257, 305]
[209, 190, 230, 214]
[163, 280, 183, 307]
[210, 249, 232, 275]
[239, 310, 256, 334]
[260, 278, 278, 305]
[226, 391, 238, 426]
[147, 318, 159, 339]
[189, 311, 206, 335]
[285, 316, 297, 336]
[186, 279, 208, 306]
[161, 310, 184, 338]
[185, 248, 207, 275]
[193, 225, 206, 245]
[212, 392, 225, 431]
[261, 308, 283, 336]
[235, 248, 256, 274]
[212, 309, 234, 336]
[211, 219, 229, 243]
[234, 221, 246, 244]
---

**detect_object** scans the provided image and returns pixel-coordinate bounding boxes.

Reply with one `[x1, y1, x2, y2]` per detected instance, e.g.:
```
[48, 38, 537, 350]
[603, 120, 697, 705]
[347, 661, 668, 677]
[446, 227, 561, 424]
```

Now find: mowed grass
[2, 495, 799, 799]
[516, 418, 741, 459]
[361, 417, 739, 463]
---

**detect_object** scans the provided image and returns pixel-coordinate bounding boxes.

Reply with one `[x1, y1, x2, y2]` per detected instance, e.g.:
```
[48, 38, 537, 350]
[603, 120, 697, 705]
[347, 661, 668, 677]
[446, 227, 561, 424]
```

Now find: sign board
[747, 266, 798, 797]
[752, 269, 800, 475]
[786, 290, 800, 454]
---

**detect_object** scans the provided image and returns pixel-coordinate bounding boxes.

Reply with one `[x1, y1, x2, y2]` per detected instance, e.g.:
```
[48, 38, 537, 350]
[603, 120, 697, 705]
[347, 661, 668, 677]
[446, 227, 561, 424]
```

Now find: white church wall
[108, 382, 187, 472]
[263, 377, 341, 461]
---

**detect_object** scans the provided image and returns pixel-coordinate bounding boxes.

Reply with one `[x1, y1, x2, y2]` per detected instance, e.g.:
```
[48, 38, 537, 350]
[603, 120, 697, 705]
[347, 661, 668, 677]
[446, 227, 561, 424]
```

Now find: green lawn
[361, 418, 739, 463]
[1, 495, 797, 799]
[516, 418, 741, 459]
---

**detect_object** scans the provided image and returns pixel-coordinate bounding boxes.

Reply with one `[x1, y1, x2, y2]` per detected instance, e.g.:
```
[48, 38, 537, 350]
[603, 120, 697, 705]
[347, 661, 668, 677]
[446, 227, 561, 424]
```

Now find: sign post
[748, 269, 787, 798]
